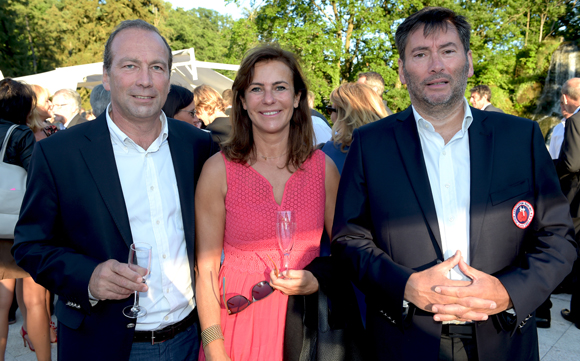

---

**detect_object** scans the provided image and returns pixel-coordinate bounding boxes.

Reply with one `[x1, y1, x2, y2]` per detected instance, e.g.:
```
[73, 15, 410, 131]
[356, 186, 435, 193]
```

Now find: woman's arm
[195, 153, 230, 360]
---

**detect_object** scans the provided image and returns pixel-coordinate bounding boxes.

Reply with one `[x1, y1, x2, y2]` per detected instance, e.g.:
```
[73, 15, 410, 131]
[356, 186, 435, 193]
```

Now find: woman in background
[193, 85, 231, 143]
[0, 78, 52, 361]
[321, 82, 388, 174]
[162, 84, 201, 128]
[28, 85, 57, 141]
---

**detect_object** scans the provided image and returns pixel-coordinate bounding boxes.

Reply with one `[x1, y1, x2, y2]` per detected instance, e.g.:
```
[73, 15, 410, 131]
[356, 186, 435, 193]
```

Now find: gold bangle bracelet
[201, 324, 224, 348]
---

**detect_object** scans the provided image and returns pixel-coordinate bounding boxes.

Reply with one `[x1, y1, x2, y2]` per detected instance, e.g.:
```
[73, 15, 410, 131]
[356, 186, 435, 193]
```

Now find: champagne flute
[276, 211, 296, 277]
[122, 243, 152, 318]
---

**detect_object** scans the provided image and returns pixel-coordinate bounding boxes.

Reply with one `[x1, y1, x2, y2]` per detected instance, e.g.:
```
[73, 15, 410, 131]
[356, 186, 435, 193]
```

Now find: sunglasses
[223, 277, 274, 315]
[325, 106, 337, 114]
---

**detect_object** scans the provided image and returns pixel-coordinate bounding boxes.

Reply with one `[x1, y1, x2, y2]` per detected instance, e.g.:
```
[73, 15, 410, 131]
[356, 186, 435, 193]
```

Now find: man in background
[357, 71, 393, 115]
[89, 84, 111, 118]
[469, 85, 504, 113]
[222, 88, 233, 115]
[52, 88, 87, 129]
[556, 77, 580, 329]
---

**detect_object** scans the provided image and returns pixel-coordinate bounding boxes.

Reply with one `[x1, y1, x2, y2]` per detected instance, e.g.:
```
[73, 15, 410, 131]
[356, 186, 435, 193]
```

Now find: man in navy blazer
[331, 7, 576, 361]
[12, 20, 218, 361]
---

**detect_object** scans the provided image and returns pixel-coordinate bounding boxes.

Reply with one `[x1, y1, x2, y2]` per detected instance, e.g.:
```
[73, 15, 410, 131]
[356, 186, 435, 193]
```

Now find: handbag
[0, 125, 28, 239]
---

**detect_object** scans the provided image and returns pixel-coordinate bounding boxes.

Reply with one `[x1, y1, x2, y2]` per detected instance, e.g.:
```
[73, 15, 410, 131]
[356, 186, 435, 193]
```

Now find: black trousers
[438, 332, 478, 361]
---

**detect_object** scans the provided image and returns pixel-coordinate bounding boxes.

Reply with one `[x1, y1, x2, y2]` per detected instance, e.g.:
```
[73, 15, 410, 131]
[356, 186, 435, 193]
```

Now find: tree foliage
[1, 0, 578, 119]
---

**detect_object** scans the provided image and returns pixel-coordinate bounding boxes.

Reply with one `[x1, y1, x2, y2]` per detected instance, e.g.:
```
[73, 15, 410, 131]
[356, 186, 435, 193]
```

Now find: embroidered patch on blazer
[512, 201, 534, 229]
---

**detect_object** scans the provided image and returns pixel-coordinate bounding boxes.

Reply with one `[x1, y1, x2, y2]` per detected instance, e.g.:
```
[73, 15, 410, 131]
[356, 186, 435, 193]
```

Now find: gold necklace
[258, 152, 286, 160]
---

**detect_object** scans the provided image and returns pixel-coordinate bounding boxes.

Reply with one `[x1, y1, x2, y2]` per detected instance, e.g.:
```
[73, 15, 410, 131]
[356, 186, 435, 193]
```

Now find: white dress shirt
[312, 115, 332, 145]
[549, 120, 565, 159]
[413, 99, 473, 281]
[106, 106, 194, 331]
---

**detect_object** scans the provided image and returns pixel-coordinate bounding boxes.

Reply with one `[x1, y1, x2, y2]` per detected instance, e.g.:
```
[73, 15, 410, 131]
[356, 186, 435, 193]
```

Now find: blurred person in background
[222, 88, 233, 115]
[193, 85, 231, 143]
[162, 84, 201, 128]
[322, 82, 388, 174]
[0, 78, 52, 361]
[357, 71, 393, 115]
[51, 89, 87, 129]
[28, 85, 58, 141]
[89, 84, 111, 119]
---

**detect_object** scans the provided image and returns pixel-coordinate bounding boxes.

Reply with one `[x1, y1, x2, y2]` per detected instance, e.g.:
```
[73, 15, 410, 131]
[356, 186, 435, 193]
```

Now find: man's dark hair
[103, 19, 172, 73]
[0, 78, 36, 125]
[470, 85, 492, 101]
[90, 84, 111, 117]
[395, 7, 471, 61]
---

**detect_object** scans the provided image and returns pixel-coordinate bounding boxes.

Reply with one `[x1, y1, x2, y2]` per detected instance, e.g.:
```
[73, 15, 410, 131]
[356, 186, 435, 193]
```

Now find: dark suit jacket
[556, 112, 580, 222]
[12, 113, 218, 361]
[483, 104, 505, 113]
[331, 107, 576, 360]
[206, 116, 232, 145]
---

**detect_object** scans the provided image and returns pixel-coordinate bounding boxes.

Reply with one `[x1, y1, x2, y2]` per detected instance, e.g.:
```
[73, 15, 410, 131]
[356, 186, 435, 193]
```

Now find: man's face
[102, 28, 171, 124]
[52, 94, 78, 123]
[469, 92, 487, 109]
[398, 24, 473, 112]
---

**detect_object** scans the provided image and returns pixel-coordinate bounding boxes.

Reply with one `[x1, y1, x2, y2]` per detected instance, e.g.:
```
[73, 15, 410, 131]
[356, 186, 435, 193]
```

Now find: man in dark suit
[469, 85, 504, 113]
[12, 20, 218, 361]
[331, 7, 576, 361]
[556, 77, 580, 328]
[52, 89, 88, 129]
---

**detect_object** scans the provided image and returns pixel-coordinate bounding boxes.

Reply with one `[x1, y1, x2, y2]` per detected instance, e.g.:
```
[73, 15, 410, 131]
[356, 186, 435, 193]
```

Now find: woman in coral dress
[195, 45, 339, 361]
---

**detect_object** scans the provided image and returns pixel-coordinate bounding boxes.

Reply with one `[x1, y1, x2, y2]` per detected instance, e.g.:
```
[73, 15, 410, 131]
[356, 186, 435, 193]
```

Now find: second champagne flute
[276, 210, 296, 277]
[122, 243, 152, 318]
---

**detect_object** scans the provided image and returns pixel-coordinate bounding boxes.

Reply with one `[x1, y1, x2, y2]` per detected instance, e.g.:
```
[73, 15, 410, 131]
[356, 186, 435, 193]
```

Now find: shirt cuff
[88, 287, 99, 306]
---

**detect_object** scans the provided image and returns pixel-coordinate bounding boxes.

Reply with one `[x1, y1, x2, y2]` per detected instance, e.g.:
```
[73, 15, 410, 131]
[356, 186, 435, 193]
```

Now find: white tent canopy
[12, 48, 238, 95]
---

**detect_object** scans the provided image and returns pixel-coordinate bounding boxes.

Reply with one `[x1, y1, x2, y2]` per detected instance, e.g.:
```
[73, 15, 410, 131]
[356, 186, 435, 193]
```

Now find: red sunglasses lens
[252, 281, 274, 301]
[227, 295, 251, 314]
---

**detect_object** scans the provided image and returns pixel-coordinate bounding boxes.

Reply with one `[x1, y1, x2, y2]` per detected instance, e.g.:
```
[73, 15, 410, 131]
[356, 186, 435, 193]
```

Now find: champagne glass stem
[132, 291, 139, 312]
[283, 253, 290, 274]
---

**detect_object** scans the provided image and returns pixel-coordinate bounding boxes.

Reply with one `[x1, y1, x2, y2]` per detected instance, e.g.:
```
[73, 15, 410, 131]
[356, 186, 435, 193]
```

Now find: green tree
[165, 6, 234, 63]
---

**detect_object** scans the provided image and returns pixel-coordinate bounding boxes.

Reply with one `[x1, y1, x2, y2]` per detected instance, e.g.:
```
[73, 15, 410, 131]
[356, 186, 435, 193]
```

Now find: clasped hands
[404, 251, 512, 323]
[88, 259, 149, 301]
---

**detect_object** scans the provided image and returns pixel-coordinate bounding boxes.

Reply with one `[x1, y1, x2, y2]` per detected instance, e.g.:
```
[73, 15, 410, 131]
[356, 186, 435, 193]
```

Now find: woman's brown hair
[221, 44, 313, 171]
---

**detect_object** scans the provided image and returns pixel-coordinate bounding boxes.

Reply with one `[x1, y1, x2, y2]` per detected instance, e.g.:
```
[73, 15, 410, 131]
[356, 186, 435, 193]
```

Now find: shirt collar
[574, 106, 580, 116]
[412, 98, 473, 134]
[481, 103, 491, 111]
[105, 103, 169, 151]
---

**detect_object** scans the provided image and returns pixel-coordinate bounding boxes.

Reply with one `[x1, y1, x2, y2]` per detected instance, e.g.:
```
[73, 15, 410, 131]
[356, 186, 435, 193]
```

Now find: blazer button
[127, 323, 135, 329]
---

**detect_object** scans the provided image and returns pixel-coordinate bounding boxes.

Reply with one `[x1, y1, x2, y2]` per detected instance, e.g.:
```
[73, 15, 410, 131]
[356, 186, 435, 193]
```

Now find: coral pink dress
[199, 150, 326, 361]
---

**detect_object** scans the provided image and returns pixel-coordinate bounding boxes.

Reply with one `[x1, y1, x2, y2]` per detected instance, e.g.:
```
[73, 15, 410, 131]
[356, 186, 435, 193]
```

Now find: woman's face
[241, 60, 300, 136]
[36, 90, 53, 119]
[174, 99, 202, 128]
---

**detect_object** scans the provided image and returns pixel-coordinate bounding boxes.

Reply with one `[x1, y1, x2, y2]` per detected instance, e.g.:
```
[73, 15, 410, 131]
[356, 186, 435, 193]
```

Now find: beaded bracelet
[201, 324, 224, 348]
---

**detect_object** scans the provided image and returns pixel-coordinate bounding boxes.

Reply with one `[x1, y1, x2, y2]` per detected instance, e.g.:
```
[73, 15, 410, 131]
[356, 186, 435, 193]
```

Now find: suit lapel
[167, 120, 196, 273]
[80, 115, 133, 248]
[468, 110, 494, 261]
[394, 108, 443, 258]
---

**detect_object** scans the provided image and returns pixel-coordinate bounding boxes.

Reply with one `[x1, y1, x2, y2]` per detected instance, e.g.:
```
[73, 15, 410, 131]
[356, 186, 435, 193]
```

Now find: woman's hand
[269, 269, 319, 296]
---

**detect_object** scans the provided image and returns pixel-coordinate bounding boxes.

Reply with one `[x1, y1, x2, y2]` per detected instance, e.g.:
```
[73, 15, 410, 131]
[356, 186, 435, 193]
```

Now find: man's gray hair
[54, 88, 82, 112]
[103, 19, 173, 73]
[562, 78, 580, 101]
[90, 84, 111, 117]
